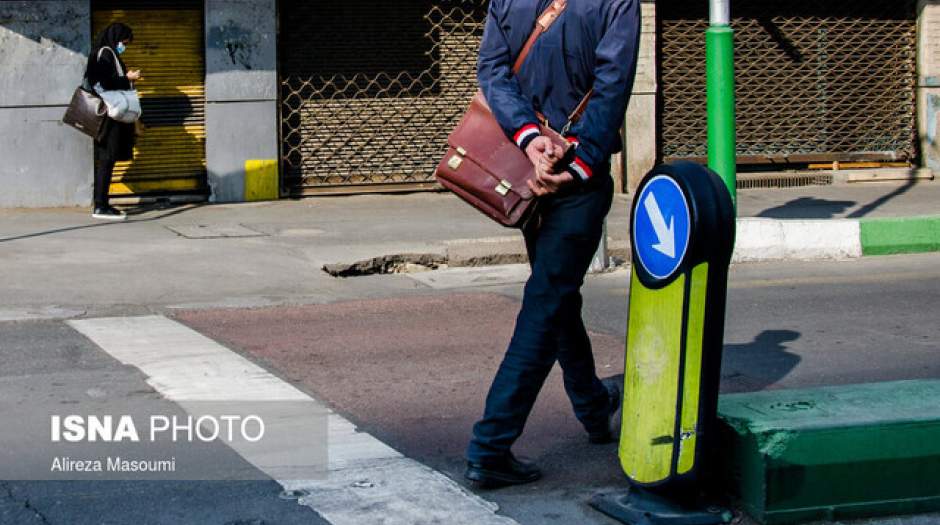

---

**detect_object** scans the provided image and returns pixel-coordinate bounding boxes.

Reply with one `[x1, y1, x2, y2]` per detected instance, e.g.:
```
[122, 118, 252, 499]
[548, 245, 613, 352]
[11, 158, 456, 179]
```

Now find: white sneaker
[92, 206, 127, 221]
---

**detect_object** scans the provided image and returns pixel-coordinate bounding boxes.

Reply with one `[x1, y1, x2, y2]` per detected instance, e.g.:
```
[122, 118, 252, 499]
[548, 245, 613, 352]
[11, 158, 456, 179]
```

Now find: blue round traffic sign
[633, 175, 691, 281]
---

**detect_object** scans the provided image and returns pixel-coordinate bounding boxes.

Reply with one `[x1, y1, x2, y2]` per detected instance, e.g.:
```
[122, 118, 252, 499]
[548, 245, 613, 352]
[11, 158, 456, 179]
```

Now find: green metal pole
[706, 2, 737, 210]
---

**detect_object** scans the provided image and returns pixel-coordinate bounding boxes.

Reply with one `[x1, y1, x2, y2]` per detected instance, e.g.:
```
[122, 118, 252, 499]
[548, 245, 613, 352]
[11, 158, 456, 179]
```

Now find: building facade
[0, 0, 937, 208]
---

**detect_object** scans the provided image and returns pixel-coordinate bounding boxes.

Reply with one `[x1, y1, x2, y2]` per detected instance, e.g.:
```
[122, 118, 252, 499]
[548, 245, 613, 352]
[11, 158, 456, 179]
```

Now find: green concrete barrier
[717, 380, 940, 524]
[860, 216, 940, 256]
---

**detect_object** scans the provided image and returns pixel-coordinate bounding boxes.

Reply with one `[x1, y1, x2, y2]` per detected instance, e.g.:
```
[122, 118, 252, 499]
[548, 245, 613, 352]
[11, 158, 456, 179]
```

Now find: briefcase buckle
[448, 146, 467, 171]
[495, 179, 512, 196]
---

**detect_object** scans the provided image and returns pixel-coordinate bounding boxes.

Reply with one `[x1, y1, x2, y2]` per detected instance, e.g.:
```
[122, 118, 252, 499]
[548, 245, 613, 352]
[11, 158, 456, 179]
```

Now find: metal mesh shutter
[278, 0, 487, 195]
[93, 0, 207, 197]
[659, 0, 918, 166]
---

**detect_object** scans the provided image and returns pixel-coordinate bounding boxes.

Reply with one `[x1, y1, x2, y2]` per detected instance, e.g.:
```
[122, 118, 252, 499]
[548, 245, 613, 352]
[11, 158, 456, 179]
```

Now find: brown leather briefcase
[435, 0, 589, 228]
[63, 85, 108, 141]
[436, 94, 569, 227]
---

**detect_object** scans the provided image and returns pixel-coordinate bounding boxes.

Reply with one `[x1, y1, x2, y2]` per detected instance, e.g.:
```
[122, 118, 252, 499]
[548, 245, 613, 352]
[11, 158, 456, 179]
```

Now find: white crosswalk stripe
[68, 315, 517, 525]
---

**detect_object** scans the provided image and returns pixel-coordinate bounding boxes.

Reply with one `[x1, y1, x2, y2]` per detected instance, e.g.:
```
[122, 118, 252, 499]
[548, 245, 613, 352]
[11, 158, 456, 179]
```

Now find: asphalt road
[1, 253, 938, 524]
[177, 253, 940, 525]
[0, 320, 328, 525]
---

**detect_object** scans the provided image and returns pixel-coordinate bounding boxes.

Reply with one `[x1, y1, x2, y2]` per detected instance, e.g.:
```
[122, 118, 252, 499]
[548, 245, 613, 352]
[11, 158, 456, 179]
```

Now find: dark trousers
[467, 171, 614, 463]
[94, 157, 116, 209]
[94, 119, 134, 208]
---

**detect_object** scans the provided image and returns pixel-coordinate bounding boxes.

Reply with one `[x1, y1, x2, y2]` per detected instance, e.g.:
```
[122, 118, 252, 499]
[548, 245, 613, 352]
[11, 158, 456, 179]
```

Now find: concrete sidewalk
[0, 180, 937, 315]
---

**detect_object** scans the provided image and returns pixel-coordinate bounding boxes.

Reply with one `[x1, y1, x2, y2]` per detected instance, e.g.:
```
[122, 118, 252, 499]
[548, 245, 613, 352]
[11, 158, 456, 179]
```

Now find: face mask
[116, 42, 126, 55]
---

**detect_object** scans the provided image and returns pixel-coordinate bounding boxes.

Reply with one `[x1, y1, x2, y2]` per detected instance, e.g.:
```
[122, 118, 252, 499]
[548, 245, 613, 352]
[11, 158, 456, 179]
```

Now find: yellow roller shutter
[92, 1, 207, 198]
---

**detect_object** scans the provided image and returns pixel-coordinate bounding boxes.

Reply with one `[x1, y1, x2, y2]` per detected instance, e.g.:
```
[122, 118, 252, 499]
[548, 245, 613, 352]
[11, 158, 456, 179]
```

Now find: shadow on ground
[757, 198, 855, 219]
[754, 178, 919, 219]
[0, 204, 201, 244]
[721, 330, 802, 393]
[846, 178, 918, 219]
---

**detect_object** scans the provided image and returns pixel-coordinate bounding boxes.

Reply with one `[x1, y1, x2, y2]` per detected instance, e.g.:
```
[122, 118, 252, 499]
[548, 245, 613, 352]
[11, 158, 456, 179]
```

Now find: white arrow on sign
[643, 192, 676, 258]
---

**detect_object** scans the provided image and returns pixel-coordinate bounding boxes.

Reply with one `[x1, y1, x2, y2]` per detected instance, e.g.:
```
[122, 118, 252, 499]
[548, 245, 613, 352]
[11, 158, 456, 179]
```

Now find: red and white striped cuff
[564, 136, 592, 182]
[570, 157, 592, 181]
[514, 124, 541, 148]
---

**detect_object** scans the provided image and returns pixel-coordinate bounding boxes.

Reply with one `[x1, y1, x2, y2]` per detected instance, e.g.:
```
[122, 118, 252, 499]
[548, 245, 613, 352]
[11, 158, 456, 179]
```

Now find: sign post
[707, 0, 737, 209]
[590, 161, 735, 524]
[590, 221, 610, 273]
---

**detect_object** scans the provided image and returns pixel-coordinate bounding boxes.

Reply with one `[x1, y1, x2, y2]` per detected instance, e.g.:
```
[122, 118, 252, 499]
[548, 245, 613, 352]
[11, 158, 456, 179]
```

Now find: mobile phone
[551, 144, 577, 173]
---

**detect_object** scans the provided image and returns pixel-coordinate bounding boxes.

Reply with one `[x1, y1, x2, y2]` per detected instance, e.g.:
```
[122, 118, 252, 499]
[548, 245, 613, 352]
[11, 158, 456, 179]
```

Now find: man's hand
[527, 154, 576, 196]
[524, 136, 559, 167]
[127, 70, 142, 81]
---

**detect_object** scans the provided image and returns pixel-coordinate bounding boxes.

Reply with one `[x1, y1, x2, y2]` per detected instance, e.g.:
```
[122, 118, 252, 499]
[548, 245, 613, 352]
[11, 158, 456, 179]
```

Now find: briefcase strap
[512, 0, 567, 73]
[510, 0, 593, 134]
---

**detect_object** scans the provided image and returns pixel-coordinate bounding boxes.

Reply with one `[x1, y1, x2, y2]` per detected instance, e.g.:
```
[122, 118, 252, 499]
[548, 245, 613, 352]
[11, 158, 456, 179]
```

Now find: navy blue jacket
[478, 0, 641, 182]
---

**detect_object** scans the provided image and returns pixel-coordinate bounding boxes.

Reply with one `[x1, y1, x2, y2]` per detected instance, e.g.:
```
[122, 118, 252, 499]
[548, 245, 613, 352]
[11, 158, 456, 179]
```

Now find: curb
[860, 215, 940, 256]
[732, 218, 862, 263]
[444, 237, 631, 267]
[324, 216, 940, 276]
[734, 215, 940, 263]
[447, 216, 940, 268]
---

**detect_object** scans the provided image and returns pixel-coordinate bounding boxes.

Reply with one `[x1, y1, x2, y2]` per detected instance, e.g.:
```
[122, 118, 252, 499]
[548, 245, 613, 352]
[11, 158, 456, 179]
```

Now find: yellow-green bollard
[592, 162, 735, 524]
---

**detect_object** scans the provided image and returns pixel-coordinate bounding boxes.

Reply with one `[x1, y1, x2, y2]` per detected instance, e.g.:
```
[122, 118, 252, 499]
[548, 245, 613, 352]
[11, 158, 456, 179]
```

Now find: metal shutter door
[93, 0, 207, 199]
[659, 0, 918, 167]
[278, 1, 487, 195]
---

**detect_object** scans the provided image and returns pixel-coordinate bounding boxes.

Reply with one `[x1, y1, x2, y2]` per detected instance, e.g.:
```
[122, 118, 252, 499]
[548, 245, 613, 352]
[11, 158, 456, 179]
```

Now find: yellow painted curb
[244, 160, 279, 201]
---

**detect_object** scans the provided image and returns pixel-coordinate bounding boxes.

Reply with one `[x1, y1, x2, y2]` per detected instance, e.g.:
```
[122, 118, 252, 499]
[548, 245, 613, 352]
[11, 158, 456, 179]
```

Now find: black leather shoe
[465, 453, 542, 489]
[588, 377, 622, 444]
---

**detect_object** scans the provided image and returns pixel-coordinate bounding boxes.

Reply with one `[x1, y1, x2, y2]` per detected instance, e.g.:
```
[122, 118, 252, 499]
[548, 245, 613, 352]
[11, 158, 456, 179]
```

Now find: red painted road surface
[175, 292, 628, 490]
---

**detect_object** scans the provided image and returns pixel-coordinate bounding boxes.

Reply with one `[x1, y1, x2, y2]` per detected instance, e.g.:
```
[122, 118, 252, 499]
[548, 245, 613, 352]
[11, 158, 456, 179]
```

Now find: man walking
[465, 0, 641, 488]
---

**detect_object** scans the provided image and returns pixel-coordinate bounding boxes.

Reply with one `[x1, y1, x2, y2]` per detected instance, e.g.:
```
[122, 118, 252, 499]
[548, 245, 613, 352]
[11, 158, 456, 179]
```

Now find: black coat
[87, 50, 136, 161]
[85, 23, 136, 161]
[87, 48, 132, 91]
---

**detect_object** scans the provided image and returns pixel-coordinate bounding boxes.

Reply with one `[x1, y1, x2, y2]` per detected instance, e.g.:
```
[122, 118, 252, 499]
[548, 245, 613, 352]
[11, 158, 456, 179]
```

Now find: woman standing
[84, 22, 141, 221]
